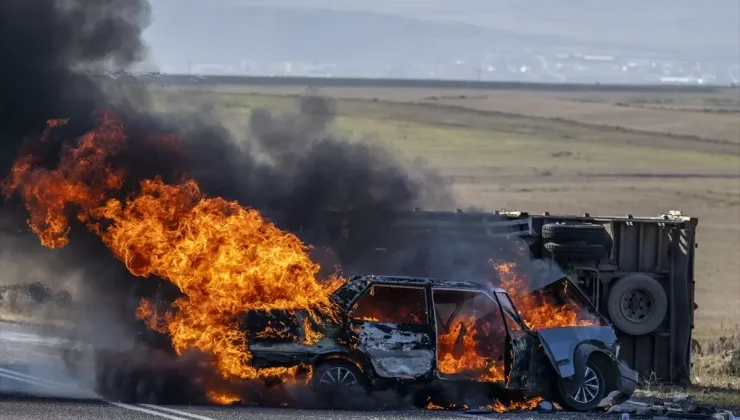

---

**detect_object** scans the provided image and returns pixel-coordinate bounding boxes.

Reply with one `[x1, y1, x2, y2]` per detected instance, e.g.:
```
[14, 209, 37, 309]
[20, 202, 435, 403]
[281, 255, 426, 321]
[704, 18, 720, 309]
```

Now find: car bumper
[615, 361, 638, 396]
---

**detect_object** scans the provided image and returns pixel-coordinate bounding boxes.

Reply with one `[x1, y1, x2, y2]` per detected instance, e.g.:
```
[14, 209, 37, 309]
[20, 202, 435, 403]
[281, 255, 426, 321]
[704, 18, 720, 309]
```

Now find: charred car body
[243, 274, 638, 411]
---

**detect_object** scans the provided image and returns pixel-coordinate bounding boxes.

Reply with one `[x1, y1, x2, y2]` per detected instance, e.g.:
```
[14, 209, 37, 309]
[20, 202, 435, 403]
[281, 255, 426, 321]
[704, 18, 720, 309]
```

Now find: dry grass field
[172, 84, 740, 146]
[151, 82, 740, 405]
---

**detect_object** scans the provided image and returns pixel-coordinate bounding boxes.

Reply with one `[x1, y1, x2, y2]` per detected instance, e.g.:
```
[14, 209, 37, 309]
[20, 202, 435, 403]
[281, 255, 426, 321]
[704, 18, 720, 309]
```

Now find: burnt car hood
[536, 325, 618, 378]
[526, 262, 609, 325]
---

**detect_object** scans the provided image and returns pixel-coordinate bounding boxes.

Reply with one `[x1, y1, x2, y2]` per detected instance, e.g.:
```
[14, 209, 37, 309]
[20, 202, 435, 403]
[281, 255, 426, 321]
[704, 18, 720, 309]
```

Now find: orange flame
[494, 261, 597, 329]
[2, 114, 343, 389]
[425, 397, 444, 410]
[3, 113, 126, 248]
[207, 389, 241, 405]
[89, 178, 340, 380]
[436, 315, 505, 382]
[301, 317, 322, 346]
[485, 396, 543, 412]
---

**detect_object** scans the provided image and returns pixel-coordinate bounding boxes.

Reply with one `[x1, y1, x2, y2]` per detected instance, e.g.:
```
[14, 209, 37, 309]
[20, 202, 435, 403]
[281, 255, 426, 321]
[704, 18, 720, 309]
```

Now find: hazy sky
[142, 0, 740, 75]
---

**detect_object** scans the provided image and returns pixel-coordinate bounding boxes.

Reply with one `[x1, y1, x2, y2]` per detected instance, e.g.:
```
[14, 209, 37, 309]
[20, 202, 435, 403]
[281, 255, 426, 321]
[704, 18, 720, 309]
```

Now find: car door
[430, 288, 508, 383]
[494, 291, 539, 390]
[347, 283, 436, 379]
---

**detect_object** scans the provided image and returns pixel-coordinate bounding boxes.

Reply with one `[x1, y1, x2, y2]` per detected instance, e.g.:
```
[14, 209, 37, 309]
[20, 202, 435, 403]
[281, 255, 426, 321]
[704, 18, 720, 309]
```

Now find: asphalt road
[0, 396, 622, 420]
[0, 320, 608, 420]
[0, 396, 618, 420]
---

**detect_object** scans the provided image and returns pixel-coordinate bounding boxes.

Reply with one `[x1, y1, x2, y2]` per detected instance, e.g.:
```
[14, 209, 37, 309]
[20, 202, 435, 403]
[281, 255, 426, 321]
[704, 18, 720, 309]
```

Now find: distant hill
[144, 2, 561, 65]
[143, 0, 739, 74]
[227, 0, 739, 59]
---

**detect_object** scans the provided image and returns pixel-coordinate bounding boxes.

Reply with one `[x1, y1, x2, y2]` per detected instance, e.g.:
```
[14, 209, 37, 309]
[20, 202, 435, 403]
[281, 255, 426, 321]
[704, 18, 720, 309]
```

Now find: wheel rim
[620, 287, 654, 322]
[319, 366, 357, 387]
[571, 366, 600, 404]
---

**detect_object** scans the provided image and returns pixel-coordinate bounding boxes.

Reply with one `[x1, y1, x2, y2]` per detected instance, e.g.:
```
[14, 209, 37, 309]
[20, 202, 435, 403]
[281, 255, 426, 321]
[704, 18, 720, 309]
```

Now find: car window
[348, 284, 428, 325]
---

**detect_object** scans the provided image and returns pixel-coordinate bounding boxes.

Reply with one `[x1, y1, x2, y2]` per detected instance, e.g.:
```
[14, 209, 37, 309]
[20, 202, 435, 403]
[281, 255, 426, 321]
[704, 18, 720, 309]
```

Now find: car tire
[542, 223, 607, 244]
[607, 274, 668, 336]
[313, 359, 368, 396]
[555, 357, 609, 411]
[544, 242, 606, 261]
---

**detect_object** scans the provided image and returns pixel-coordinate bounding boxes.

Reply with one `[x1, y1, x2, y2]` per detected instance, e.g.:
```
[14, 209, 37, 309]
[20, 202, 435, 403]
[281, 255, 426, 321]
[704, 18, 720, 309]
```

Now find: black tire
[313, 359, 368, 395]
[555, 357, 609, 411]
[544, 242, 605, 261]
[607, 274, 668, 336]
[542, 223, 608, 245]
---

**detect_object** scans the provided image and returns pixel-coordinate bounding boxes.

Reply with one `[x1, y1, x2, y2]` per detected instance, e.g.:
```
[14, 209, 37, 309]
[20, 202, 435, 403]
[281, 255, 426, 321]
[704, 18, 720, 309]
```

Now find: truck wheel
[313, 359, 368, 395]
[542, 223, 608, 245]
[607, 274, 667, 336]
[544, 242, 605, 261]
[555, 357, 609, 411]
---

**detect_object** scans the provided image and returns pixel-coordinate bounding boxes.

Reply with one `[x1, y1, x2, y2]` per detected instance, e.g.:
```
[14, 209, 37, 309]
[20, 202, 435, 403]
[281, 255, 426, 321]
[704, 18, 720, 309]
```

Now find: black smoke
[170, 95, 452, 274]
[0, 0, 151, 174]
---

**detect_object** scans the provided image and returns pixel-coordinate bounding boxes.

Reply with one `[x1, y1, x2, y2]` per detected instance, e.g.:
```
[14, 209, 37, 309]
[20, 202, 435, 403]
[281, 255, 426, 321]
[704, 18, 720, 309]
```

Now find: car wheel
[555, 358, 608, 411]
[313, 359, 367, 394]
[607, 274, 668, 336]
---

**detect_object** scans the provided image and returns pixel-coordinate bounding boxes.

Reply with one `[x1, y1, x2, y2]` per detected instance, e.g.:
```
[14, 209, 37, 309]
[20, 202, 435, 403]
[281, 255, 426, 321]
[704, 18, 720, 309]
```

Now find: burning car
[242, 274, 638, 411]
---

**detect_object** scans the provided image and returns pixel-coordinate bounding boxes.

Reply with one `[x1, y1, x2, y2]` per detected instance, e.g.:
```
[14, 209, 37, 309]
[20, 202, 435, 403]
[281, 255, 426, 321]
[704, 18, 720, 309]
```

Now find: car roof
[350, 274, 507, 294]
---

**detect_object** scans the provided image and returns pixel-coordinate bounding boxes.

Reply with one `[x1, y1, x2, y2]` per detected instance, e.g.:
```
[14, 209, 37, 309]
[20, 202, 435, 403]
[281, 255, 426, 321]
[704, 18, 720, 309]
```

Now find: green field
[151, 82, 740, 406]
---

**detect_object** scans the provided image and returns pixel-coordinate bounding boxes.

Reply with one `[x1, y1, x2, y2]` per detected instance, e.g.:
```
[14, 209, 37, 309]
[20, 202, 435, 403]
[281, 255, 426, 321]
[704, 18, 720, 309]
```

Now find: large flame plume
[3, 114, 343, 385]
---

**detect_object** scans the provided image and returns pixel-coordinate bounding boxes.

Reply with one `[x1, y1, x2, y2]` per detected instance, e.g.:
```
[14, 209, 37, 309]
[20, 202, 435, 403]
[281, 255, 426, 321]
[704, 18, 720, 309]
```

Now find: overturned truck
[325, 209, 697, 385]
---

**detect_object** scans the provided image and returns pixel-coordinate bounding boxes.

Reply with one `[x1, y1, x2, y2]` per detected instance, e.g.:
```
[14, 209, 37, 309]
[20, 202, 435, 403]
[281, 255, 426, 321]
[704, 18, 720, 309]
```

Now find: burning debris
[486, 396, 545, 412]
[425, 396, 545, 413]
